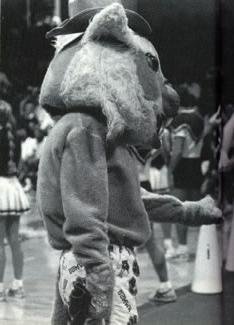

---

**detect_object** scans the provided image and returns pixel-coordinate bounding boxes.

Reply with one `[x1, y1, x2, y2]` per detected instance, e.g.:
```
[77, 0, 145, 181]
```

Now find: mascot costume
[37, 1, 222, 324]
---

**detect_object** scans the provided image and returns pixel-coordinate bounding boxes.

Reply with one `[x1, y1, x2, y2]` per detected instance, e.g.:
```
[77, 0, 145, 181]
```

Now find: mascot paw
[183, 195, 223, 226]
[87, 263, 114, 320]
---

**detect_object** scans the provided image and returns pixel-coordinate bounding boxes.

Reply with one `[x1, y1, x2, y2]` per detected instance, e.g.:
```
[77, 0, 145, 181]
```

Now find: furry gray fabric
[60, 3, 163, 146]
[141, 188, 222, 226]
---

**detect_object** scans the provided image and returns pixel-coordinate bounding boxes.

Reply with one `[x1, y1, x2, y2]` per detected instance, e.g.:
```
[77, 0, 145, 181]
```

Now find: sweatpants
[58, 245, 140, 325]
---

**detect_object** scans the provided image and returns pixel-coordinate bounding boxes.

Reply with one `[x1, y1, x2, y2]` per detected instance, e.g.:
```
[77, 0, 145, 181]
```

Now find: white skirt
[0, 177, 30, 217]
[149, 166, 169, 192]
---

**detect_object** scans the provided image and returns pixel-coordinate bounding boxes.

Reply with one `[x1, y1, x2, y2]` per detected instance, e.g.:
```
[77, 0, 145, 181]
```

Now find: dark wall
[221, 0, 234, 104]
[139, 0, 218, 83]
[1, 0, 54, 87]
[1, 0, 233, 105]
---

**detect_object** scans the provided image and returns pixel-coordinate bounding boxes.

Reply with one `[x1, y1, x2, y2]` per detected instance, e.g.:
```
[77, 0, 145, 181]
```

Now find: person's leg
[107, 246, 139, 325]
[0, 218, 7, 300]
[146, 223, 168, 282]
[51, 270, 69, 325]
[176, 224, 187, 245]
[161, 223, 172, 240]
[173, 188, 189, 260]
[145, 223, 176, 303]
[6, 215, 25, 297]
[161, 223, 177, 259]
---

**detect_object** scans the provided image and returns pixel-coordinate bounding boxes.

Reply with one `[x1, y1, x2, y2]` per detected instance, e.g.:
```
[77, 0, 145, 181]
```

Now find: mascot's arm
[141, 188, 222, 226]
[60, 127, 114, 319]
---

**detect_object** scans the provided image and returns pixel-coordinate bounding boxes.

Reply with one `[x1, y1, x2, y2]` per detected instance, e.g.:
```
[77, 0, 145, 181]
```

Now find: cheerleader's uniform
[0, 124, 29, 217]
[171, 108, 204, 190]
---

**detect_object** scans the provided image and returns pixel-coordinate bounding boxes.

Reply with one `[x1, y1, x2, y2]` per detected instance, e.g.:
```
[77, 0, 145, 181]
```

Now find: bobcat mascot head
[40, 0, 180, 148]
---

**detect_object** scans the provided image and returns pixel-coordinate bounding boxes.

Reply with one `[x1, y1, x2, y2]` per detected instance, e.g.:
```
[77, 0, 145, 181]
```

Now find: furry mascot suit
[37, 1, 222, 324]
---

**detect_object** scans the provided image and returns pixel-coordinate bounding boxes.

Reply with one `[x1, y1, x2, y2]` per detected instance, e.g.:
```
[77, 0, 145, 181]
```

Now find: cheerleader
[0, 100, 29, 301]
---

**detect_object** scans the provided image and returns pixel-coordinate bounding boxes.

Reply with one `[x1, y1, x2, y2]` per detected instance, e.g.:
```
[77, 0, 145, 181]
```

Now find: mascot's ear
[81, 3, 132, 45]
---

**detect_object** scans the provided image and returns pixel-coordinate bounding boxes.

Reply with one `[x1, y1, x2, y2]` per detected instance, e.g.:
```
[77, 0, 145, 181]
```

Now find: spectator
[136, 147, 177, 303]
[169, 85, 204, 261]
[20, 125, 47, 192]
[0, 100, 29, 301]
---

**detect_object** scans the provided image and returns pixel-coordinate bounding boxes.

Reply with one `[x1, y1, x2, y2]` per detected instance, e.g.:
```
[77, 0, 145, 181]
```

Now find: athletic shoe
[149, 288, 177, 303]
[174, 245, 189, 262]
[165, 247, 177, 259]
[0, 290, 6, 302]
[7, 287, 25, 299]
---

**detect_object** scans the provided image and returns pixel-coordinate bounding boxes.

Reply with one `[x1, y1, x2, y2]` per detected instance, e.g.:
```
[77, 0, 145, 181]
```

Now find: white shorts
[58, 245, 140, 325]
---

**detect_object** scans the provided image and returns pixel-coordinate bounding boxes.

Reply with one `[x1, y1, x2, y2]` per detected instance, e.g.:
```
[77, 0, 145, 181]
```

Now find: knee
[8, 237, 21, 250]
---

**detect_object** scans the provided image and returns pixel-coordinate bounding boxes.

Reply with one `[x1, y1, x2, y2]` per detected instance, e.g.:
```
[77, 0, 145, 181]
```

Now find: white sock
[177, 244, 188, 253]
[164, 239, 173, 250]
[0, 283, 4, 292]
[12, 279, 23, 290]
[159, 281, 172, 291]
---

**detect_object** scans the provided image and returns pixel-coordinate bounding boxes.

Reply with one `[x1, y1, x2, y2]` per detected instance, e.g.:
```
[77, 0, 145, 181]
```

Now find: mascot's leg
[51, 268, 69, 325]
[107, 245, 139, 325]
[56, 247, 139, 325]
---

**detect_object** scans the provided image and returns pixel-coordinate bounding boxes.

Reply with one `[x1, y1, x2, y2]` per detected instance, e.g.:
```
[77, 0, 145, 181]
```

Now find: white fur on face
[60, 3, 165, 145]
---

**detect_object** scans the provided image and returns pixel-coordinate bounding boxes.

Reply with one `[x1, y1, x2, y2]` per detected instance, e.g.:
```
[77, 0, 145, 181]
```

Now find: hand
[183, 196, 223, 226]
[198, 196, 222, 224]
[209, 106, 221, 127]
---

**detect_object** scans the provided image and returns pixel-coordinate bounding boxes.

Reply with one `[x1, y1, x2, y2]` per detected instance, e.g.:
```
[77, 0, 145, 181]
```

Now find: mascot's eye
[145, 53, 159, 72]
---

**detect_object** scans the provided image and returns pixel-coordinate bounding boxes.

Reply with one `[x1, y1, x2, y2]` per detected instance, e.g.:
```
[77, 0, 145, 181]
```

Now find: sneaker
[150, 288, 177, 303]
[7, 287, 25, 299]
[165, 247, 177, 259]
[174, 246, 189, 262]
[0, 290, 6, 302]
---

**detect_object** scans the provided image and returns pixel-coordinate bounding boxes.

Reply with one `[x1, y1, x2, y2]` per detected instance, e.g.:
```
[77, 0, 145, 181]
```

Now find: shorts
[173, 158, 203, 189]
[58, 245, 140, 325]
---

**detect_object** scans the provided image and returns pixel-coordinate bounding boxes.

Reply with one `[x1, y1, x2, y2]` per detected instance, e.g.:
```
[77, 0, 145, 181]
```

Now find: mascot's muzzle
[152, 86, 180, 149]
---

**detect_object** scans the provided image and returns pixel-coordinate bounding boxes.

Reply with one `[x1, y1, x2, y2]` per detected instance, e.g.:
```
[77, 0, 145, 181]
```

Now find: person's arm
[167, 133, 185, 188]
[203, 107, 221, 138]
[141, 188, 222, 226]
[60, 127, 114, 319]
[169, 136, 185, 172]
[219, 114, 234, 171]
[160, 129, 171, 165]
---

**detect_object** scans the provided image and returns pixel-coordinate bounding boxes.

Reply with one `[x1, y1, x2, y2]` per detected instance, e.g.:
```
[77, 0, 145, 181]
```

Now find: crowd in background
[0, 72, 54, 192]
[137, 81, 234, 264]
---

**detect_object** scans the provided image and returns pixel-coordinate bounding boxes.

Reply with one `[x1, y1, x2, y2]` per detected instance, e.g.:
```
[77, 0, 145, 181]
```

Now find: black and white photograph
[0, 0, 234, 324]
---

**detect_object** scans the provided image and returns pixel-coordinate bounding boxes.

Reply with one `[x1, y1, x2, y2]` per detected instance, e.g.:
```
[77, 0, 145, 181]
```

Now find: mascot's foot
[149, 288, 177, 304]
